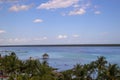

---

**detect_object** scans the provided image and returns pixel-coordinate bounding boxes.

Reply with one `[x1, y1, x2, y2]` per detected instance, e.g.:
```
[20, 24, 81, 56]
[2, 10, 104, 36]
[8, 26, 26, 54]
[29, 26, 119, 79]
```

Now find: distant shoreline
[0, 44, 120, 47]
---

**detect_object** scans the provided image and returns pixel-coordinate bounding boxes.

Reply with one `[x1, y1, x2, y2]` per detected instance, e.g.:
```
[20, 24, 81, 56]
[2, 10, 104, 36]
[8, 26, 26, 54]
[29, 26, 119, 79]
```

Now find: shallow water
[0, 46, 120, 71]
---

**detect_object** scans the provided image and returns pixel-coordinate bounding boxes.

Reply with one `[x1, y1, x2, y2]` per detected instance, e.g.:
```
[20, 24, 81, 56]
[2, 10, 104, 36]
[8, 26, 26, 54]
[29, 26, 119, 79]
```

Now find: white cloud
[37, 0, 101, 16]
[69, 8, 86, 15]
[33, 19, 43, 23]
[94, 11, 101, 14]
[0, 30, 6, 34]
[73, 4, 80, 8]
[37, 0, 79, 9]
[8, 38, 30, 43]
[43, 37, 47, 40]
[57, 35, 67, 39]
[9, 4, 33, 12]
[7, 37, 47, 44]
[68, 1, 91, 16]
[73, 34, 79, 38]
[34, 37, 47, 41]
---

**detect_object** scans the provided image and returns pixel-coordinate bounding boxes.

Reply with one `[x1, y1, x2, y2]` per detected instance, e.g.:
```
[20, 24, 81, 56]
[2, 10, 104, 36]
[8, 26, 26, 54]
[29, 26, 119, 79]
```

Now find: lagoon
[0, 46, 120, 71]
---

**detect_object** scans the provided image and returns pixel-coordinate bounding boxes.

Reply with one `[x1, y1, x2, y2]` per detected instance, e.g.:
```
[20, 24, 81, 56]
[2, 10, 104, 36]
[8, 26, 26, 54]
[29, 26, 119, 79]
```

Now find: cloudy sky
[0, 0, 120, 45]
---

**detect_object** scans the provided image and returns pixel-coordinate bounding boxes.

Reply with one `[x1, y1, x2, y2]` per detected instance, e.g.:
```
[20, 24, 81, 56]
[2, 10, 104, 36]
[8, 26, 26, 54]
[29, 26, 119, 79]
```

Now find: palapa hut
[42, 53, 49, 59]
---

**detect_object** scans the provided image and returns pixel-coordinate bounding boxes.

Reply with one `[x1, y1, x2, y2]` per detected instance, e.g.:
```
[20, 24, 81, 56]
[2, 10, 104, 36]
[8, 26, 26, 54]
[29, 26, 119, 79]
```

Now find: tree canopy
[0, 52, 120, 80]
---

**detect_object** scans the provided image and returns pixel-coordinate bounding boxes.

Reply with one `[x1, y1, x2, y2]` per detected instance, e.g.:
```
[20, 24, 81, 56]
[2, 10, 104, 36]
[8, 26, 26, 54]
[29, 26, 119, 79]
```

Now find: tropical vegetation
[0, 52, 120, 80]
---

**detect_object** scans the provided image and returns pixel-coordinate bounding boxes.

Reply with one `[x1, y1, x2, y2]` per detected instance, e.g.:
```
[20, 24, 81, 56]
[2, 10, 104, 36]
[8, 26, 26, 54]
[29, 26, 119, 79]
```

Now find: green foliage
[61, 56, 120, 80]
[0, 52, 54, 80]
[0, 52, 120, 80]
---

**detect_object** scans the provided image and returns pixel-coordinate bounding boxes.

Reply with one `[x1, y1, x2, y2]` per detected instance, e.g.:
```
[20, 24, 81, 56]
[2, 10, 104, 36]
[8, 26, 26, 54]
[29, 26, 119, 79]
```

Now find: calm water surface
[0, 46, 120, 71]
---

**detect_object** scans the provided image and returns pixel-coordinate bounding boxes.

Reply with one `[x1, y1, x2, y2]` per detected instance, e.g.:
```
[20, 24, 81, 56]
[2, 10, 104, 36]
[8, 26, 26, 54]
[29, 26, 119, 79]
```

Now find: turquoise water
[0, 46, 120, 71]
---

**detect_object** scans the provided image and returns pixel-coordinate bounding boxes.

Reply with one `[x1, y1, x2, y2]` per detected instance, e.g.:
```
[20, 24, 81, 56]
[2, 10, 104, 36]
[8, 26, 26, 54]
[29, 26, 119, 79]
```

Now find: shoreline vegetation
[0, 52, 120, 80]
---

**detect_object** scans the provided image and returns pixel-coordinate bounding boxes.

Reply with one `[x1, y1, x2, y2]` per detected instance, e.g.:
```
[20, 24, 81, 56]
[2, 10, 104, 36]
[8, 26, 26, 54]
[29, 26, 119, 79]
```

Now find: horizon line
[0, 44, 120, 47]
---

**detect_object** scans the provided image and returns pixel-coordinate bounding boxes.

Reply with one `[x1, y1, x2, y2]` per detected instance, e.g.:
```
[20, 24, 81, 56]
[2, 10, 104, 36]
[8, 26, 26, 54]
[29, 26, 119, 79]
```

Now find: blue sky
[0, 0, 120, 45]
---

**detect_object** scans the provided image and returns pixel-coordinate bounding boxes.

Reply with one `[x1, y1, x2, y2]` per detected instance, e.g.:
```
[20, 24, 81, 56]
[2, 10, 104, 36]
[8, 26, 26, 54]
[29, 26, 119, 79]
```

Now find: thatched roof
[43, 53, 49, 56]
[42, 53, 49, 59]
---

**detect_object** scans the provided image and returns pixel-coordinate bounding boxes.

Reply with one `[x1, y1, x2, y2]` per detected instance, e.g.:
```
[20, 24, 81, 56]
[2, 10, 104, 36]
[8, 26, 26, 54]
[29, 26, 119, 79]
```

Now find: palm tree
[62, 69, 73, 80]
[5, 52, 20, 75]
[104, 63, 120, 80]
[72, 64, 88, 80]
[22, 58, 55, 80]
[1, 52, 120, 80]
[94, 56, 108, 79]
[95, 56, 107, 69]
[0, 52, 24, 79]
[83, 64, 93, 80]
